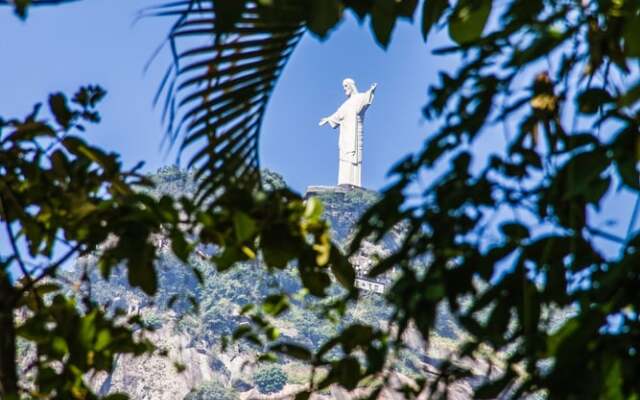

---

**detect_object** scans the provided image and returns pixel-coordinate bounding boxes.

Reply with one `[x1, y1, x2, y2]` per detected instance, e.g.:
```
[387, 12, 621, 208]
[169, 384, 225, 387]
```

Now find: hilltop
[54, 167, 468, 399]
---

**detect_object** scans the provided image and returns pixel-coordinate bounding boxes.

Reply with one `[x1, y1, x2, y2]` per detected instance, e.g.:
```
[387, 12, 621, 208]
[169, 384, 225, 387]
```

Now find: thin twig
[625, 193, 640, 245]
[0, 196, 42, 310]
[0, 199, 30, 282]
[17, 244, 81, 299]
[587, 226, 626, 245]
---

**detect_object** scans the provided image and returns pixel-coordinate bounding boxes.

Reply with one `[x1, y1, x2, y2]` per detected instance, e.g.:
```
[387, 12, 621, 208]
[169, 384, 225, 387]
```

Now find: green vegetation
[82, 168, 393, 352]
[184, 380, 238, 400]
[141, 311, 164, 330]
[2, 0, 640, 399]
[252, 365, 288, 394]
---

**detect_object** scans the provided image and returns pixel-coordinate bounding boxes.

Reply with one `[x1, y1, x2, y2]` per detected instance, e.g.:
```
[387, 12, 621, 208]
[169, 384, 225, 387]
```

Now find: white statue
[319, 78, 377, 187]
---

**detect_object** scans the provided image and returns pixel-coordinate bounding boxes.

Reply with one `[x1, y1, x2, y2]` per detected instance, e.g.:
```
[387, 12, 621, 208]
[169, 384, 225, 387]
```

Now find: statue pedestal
[304, 184, 360, 198]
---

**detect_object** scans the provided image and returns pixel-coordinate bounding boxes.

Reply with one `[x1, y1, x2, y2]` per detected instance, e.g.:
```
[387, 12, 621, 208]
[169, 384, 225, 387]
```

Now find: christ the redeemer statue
[319, 78, 377, 187]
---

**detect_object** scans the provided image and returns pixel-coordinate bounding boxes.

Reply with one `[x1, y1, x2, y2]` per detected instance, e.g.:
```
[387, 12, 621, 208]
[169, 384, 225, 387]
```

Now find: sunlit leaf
[448, 0, 491, 45]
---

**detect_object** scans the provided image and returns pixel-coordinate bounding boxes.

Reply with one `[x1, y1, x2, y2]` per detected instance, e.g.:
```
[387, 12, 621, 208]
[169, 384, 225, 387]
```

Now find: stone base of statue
[304, 184, 362, 198]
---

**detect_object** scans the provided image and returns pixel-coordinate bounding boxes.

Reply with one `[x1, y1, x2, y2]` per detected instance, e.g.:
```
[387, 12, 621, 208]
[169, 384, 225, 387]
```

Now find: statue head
[342, 78, 357, 97]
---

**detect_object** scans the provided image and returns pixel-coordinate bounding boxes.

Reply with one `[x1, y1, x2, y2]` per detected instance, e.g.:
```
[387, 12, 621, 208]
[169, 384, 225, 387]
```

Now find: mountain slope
[66, 167, 468, 399]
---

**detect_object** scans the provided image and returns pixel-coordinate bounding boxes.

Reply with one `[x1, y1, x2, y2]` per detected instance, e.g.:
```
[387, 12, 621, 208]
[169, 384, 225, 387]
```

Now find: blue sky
[0, 0, 452, 193]
[1, 0, 637, 261]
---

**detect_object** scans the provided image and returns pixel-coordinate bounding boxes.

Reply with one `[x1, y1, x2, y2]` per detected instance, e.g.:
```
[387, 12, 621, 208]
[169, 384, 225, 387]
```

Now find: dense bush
[141, 311, 164, 330]
[184, 380, 237, 400]
[252, 365, 287, 394]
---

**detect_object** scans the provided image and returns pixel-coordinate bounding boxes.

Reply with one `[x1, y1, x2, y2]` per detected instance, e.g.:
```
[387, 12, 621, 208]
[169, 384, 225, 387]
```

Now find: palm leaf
[151, 0, 305, 204]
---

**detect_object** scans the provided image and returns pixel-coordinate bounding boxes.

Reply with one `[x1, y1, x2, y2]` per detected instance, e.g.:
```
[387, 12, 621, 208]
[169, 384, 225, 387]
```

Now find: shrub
[252, 365, 287, 394]
[141, 312, 163, 330]
[184, 380, 237, 400]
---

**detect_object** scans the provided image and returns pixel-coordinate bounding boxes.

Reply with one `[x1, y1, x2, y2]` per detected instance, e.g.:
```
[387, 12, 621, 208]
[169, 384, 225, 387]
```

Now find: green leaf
[174, 362, 186, 373]
[448, 0, 491, 45]
[12, 0, 31, 19]
[33, 282, 61, 297]
[51, 336, 69, 357]
[233, 211, 257, 242]
[485, 300, 511, 343]
[308, 0, 342, 38]
[266, 326, 280, 340]
[624, 14, 640, 57]
[475, 370, 516, 399]
[611, 126, 640, 190]
[299, 270, 331, 297]
[95, 329, 112, 352]
[270, 343, 312, 361]
[232, 324, 253, 341]
[170, 230, 192, 262]
[583, 176, 610, 206]
[8, 121, 55, 142]
[556, 148, 609, 200]
[213, 0, 246, 33]
[500, 222, 529, 241]
[577, 88, 612, 114]
[546, 317, 580, 355]
[329, 247, 355, 289]
[424, 281, 445, 301]
[295, 391, 311, 400]
[127, 257, 158, 296]
[618, 80, 640, 108]
[104, 394, 129, 400]
[72, 85, 106, 109]
[397, 0, 419, 20]
[304, 196, 324, 222]
[370, 0, 396, 48]
[262, 294, 290, 316]
[48, 93, 74, 130]
[325, 357, 361, 390]
[603, 356, 624, 400]
[62, 136, 117, 172]
[422, 0, 449, 40]
[78, 310, 98, 348]
[261, 225, 297, 268]
[341, 324, 374, 353]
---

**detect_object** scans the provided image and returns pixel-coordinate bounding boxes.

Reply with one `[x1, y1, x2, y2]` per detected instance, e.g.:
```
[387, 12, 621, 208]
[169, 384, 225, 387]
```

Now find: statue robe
[326, 89, 374, 187]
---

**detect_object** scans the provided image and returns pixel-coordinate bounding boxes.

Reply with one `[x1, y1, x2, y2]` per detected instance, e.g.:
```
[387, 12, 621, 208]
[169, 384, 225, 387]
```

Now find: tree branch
[17, 244, 81, 298]
[0, 196, 43, 311]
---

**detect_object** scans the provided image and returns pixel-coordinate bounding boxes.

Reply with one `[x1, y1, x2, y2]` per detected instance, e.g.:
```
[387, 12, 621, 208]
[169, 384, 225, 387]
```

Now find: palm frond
[152, 0, 305, 204]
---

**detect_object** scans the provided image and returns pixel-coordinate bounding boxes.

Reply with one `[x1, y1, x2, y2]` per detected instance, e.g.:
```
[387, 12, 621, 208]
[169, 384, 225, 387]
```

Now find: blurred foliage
[78, 167, 393, 354]
[0, 86, 177, 399]
[147, 0, 640, 398]
[0, 90, 354, 399]
[2, 0, 640, 399]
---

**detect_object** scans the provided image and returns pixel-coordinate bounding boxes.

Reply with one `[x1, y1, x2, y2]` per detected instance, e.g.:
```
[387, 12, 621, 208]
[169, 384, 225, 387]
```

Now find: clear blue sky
[0, 0, 453, 193]
[1, 0, 637, 260]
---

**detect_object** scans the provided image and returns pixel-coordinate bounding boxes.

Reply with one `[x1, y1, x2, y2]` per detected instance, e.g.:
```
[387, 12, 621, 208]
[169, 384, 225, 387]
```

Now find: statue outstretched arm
[319, 108, 343, 129]
[359, 83, 377, 109]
